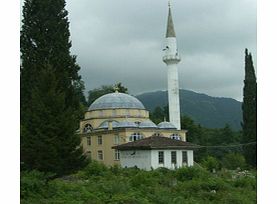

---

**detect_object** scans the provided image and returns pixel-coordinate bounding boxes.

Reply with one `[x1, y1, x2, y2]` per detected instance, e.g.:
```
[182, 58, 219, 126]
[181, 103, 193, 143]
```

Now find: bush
[201, 156, 220, 172]
[82, 160, 108, 177]
[222, 153, 246, 170]
[21, 170, 53, 199]
[175, 166, 209, 181]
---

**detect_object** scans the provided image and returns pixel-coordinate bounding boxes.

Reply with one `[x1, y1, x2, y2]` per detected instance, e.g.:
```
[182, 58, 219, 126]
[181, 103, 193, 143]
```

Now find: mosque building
[79, 2, 197, 169]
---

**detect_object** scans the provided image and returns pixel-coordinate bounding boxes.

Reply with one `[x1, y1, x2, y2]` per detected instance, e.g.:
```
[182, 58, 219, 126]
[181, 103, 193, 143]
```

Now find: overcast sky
[21, 0, 257, 101]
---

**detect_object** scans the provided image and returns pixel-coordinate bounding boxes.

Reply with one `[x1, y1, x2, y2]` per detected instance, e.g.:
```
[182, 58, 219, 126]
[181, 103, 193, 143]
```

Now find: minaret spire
[162, 1, 181, 130]
[166, 1, 176, 38]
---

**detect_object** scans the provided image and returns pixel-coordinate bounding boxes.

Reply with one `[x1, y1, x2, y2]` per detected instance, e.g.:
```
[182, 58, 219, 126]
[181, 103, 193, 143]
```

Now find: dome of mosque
[139, 120, 157, 128]
[88, 92, 145, 111]
[157, 121, 177, 129]
[98, 121, 119, 129]
[117, 120, 138, 128]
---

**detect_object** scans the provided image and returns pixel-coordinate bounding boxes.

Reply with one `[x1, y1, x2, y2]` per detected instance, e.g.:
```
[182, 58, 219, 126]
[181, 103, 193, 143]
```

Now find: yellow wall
[81, 108, 149, 130]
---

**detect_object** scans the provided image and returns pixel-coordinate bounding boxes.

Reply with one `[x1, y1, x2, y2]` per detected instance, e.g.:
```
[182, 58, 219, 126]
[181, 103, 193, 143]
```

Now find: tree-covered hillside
[137, 89, 242, 130]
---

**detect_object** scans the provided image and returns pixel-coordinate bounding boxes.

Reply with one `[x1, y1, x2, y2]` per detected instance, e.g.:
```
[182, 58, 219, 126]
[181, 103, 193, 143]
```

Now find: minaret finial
[168, 0, 171, 8]
[114, 84, 119, 93]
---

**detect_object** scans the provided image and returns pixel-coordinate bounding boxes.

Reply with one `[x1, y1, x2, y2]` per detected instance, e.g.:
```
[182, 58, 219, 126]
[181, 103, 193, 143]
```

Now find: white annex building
[113, 135, 195, 170]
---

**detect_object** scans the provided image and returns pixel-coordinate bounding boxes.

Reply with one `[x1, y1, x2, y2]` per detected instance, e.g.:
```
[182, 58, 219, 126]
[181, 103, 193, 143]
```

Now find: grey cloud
[63, 0, 256, 101]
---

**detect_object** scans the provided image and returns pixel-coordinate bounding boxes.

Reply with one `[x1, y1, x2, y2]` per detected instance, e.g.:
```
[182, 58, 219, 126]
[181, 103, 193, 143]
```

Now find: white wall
[119, 149, 194, 170]
[120, 150, 152, 170]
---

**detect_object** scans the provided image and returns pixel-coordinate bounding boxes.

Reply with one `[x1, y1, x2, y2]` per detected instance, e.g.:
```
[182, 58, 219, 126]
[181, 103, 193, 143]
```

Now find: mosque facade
[79, 2, 196, 168]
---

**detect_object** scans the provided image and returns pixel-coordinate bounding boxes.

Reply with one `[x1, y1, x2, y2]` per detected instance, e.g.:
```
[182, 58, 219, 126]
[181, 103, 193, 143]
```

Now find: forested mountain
[136, 89, 242, 130]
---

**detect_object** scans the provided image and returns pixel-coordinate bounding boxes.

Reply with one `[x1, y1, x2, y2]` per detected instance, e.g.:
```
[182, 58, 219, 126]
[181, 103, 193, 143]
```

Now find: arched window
[170, 133, 181, 140]
[83, 124, 93, 133]
[129, 133, 144, 142]
[152, 132, 163, 137]
[134, 121, 141, 125]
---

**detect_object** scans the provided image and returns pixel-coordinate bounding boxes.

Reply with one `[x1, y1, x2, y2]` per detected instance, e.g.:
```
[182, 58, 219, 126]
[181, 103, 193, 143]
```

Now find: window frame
[158, 151, 164, 164]
[114, 135, 120, 144]
[115, 149, 120, 160]
[171, 151, 177, 164]
[129, 133, 143, 142]
[87, 136, 91, 146]
[97, 135, 103, 145]
[97, 150, 103, 160]
[182, 151, 188, 164]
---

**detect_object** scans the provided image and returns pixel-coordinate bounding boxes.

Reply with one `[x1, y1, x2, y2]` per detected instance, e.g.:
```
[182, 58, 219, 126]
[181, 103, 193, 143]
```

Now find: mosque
[79, 2, 197, 169]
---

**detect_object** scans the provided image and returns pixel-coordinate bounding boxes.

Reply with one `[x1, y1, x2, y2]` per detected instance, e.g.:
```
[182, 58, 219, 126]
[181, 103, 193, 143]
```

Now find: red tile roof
[112, 136, 198, 150]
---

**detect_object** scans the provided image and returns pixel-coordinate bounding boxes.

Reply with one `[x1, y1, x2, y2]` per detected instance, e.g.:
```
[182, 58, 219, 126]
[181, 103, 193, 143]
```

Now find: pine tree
[21, 0, 87, 175]
[241, 48, 257, 167]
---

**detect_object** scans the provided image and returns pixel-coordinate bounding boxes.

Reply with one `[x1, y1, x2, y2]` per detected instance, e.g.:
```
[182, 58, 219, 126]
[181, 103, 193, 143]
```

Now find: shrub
[21, 170, 53, 199]
[222, 153, 246, 170]
[175, 166, 209, 181]
[201, 156, 220, 172]
[82, 160, 108, 177]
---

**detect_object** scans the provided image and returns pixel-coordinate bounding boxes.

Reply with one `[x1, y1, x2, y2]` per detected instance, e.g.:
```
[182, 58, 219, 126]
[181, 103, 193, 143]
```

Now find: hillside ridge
[136, 89, 242, 130]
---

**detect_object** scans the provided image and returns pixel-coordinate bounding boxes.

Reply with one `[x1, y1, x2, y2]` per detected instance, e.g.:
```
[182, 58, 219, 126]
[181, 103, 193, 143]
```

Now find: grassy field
[21, 161, 256, 204]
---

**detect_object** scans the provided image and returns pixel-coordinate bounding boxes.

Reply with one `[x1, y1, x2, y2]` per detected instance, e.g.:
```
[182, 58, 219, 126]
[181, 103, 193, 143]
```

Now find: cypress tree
[241, 48, 257, 167]
[20, 0, 87, 175]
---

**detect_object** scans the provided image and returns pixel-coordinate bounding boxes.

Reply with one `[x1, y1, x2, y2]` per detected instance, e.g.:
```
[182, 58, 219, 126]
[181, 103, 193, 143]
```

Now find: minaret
[163, 1, 181, 130]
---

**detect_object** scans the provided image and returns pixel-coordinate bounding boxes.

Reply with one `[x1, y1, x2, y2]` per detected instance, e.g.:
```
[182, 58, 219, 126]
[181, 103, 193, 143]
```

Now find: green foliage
[20, 170, 53, 199]
[87, 82, 128, 106]
[222, 153, 246, 170]
[242, 49, 257, 167]
[20, 0, 88, 176]
[149, 105, 169, 124]
[82, 160, 109, 177]
[201, 156, 220, 172]
[175, 166, 209, 181]
[21, 162, 256, 203]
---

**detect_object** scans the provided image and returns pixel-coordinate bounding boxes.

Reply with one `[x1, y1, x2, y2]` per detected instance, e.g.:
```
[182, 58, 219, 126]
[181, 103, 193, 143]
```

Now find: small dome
[157, 121, 176, 129]
[89, 92, 145, 111]
[98, 121, 119, 129]
[117, 120, 138, 128]
[139, 120, 157, 128]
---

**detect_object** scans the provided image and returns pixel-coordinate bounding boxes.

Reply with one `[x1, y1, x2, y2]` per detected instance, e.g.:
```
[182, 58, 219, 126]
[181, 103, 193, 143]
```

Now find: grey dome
[89, 92, 145, 111]
[98, 121, 119, 129]
[117, 120, 138, 128]
[158, 121, 176, 129]
[139, 120, 157, 128]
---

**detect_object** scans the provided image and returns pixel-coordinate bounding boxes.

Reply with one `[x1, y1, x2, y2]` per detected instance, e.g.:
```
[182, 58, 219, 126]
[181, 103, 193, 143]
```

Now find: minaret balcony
[163, 55, 181, 64]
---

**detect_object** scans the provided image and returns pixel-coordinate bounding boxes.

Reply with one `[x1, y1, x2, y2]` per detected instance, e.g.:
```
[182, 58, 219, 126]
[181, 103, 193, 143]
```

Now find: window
[126, 109, 130, 116]
[171, 151, 177, 164]
[99, 110, 104, 117]
[98, 136, 102, 145]
[115, 150, 120, 160]
[87, 137, 91, 146]
[83, 124, 93, 133]
[158, 151, 164, 164]
[170, 133, 181, 140]
[129, 133, 143, 141]
[182, 151, 187, 164]
[134, 121, 141, 125]
[152, 132, 163, 137]
[114, 135, 120, 144]
[98, 150, 103, 160]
